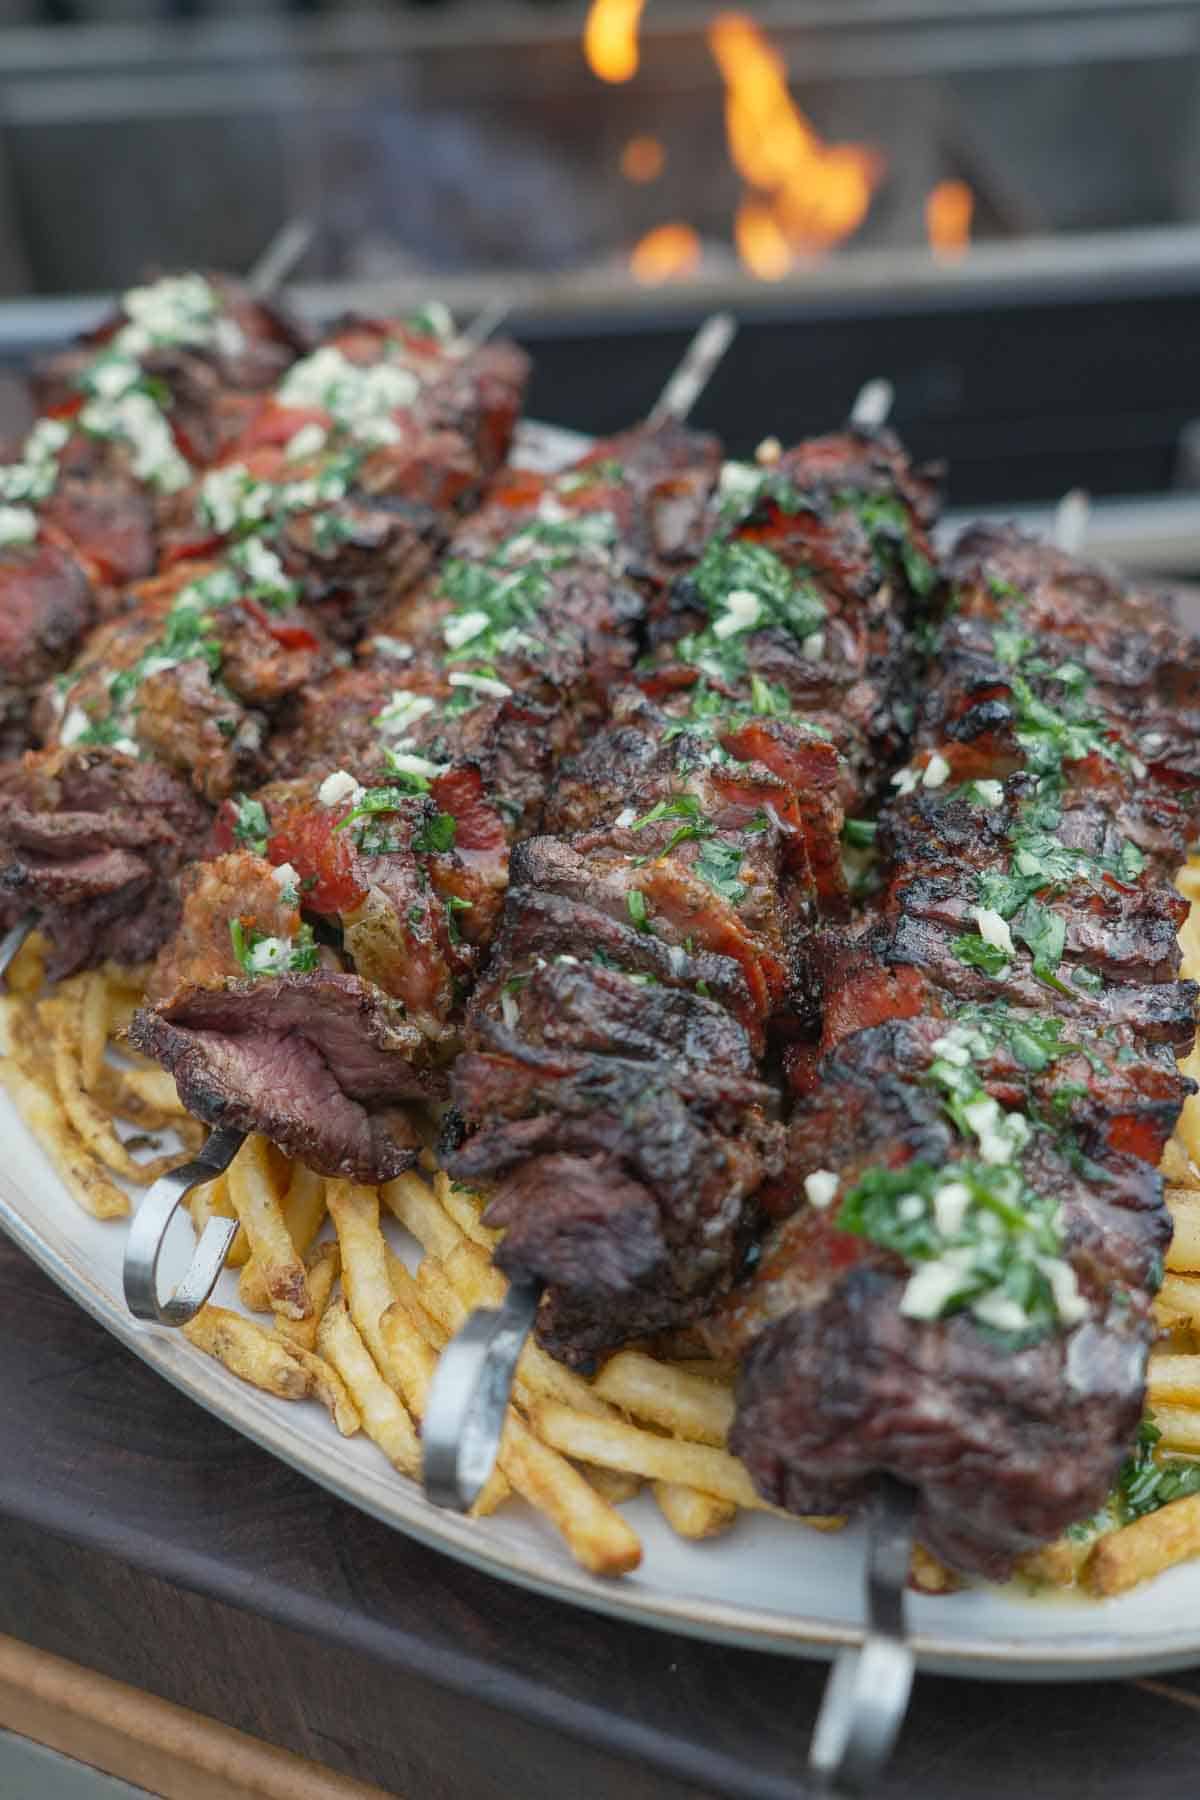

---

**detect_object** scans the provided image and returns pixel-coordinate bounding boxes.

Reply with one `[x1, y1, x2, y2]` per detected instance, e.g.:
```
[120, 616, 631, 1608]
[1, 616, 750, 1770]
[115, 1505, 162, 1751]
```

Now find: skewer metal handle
[849, 378, 894, 433]
[0, 911, 36, 984]
[422, 1277, 543, 1511]
[123, 1126, 246, 1326]
[809, 1475, 917, 1797]
[648, 312, 738, 427]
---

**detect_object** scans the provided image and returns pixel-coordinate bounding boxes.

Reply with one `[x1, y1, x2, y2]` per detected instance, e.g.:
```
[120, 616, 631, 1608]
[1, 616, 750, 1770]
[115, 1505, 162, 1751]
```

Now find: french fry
[531, 1400, 781, 1514]
[381, 1170, 462, 1261]
[1157, 1272, 1200, 1333]
[1158, 1137, 1197, 1188]
[909, 1544, 963, 1595]
[1016, 1538, 1083, 1589]
[275, 1240, 341, 1356]
[230, 1134, 310, 1319]
[183, 1305, 310, 1400]
[186, 1173, 250, 1269]
[431, 1171, 500, 1249]
[316, 1298, 420, 1476]
[1166, 1191, 1200, 1272]
[1085, 1493, 1200, 1595]
[594, 1351, 735, 1447]
[327, 1181, 410, 1394]
[652, 1482, 737, 1541]
[0, 1056, 129, 1219]
[290, 1347, 361, 1436]
[49, 995, 181, 1185]
[1148, 1354, 1200, 1408]
[492, 1408, 642, 1576]
[1153, 1406, 1200, 1455]
[282, 1163, 327, 1260]
[79, 969, 109, 1091]
[580, 1466, 643, 1506]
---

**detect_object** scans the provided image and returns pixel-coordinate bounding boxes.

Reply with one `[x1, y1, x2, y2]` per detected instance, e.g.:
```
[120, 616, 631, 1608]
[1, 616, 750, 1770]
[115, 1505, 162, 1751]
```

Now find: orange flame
[926, 179, 974, 260]
[708, 12, 883, 272]
[629, 223, 702, 286]
[621, 134, 665, 184]
[734, 199, 792, 281]
[584, 0, 646, 84]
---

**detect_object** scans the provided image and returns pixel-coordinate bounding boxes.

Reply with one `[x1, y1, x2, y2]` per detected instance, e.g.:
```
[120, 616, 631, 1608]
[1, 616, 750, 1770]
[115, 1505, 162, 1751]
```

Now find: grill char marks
[723, 523, 1196, 1577]
[449, 427, 938, 1366]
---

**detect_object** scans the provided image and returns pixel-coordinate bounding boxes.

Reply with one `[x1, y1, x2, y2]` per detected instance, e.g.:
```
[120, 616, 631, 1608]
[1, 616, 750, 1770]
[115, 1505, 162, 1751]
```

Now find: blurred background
[3, 0, 1200, 550]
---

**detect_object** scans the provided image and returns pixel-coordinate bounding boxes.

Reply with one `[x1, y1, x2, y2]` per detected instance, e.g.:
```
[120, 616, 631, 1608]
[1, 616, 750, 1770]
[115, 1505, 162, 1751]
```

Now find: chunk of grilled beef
[450, 1037, 782, 1367]
[32, 275, 306, 463]
[0, 747, 209, 977]
[948, 523, 1200, 788]
[783, 1008, 1193, 1175]
[0, 541, 94, 757]
[709, 1097, 1169, 1576]
[36, 572, 334, 805]
[129, 972, 433, 1181]
[731, 1258, 1155, 1578]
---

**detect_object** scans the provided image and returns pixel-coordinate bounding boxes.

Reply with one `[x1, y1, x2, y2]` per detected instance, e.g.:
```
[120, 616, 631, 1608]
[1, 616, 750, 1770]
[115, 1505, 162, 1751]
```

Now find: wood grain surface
[0, 1230, 1196, 1799]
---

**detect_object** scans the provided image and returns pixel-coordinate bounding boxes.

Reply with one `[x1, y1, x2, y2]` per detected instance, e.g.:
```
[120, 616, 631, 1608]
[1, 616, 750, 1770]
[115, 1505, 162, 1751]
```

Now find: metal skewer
[246, 217, 315, 301]
[849, 377, 895, 434]
[646, 311, 738, 429]
[123, 1125, 246, 1324]
[1053, 486, 1090, 555]
[809, 1477, 917, 1797]
[0, 910, 37, 986]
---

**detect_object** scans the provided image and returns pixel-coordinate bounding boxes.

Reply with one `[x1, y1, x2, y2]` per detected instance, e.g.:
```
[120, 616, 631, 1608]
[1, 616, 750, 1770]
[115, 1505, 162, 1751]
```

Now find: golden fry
[327, 1181, 408, 1393]
[1153, 1405, 1200, 1454]
[275, 1240, 340, 1356]
[79, 969, 109, 1091]
[909, 1544, 963, 1595]
[183, 1305, 310, 1400]
[1166, 1191, 1200, 1273]
[282, 1163, 327, 1259]
[1085, 1493, 1200, 1595]
[381, 1170, 462, 1261]
[290, 1347, 361, 1436]
[0, 1056, 128, 1219]
[652, 1482, 737, 1541]
[316, 1298, 420, 1477]
[1016, 1538, 1084, 1589]
[432, 1171, 500, 1249]
[581, 1466, 643, 1506]
[493, 1409, 642, 1576]
[1157, 1273, 1200, 1333]
[531, 1401, 769, 1511]
[1148, 1353, 1200, 1408]
[230, 1134, 310, 1319]
[594, 1350, 734, 1447]
[49, 995, 181, 1185]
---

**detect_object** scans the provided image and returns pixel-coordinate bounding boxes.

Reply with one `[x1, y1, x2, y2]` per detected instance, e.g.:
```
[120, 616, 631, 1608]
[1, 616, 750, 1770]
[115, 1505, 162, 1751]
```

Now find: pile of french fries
[1, 869, 1199, 1596]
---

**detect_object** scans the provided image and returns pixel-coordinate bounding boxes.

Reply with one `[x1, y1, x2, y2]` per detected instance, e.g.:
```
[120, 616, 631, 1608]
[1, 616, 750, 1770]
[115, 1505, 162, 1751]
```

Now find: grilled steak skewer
[447, 426, 939, 1365]
[3, 306, 532, 977]
[0, 272, 306, 761]
[128, 417, 723, 1179]
[713, 524, 1197, 1578]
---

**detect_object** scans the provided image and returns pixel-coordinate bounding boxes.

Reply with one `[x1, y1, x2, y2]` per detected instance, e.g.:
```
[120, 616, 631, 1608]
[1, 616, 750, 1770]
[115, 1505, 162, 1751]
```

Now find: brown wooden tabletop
[0, 1229, 1197, 1800]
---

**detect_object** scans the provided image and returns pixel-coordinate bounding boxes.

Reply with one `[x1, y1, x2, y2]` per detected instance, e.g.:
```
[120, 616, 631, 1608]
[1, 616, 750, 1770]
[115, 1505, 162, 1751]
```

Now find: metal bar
[422, 1279, 543, 1511]
[123, 1126, 246, 1326]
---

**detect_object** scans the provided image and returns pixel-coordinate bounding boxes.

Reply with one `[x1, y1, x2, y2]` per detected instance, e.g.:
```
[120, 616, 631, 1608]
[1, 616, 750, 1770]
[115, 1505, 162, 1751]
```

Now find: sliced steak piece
[0, 747, 209, 977]
[129, 972, 435, 1181]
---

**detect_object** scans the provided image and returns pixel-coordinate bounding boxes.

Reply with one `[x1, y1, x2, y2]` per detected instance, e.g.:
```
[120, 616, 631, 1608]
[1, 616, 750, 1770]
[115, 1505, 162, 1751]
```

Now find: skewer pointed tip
[647, 311, 739, 428]
[849, 378, 895, 434]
